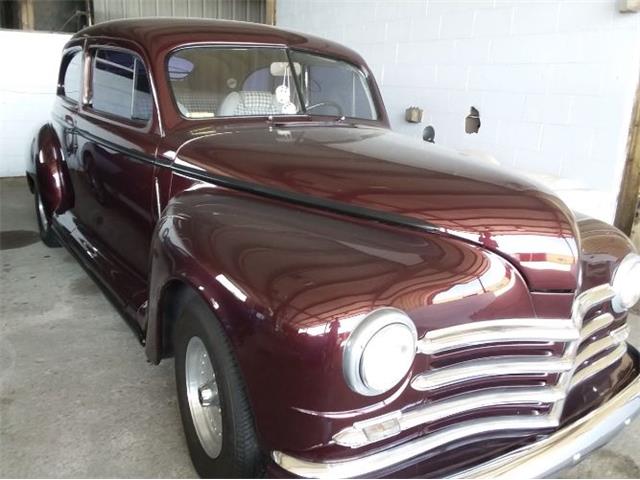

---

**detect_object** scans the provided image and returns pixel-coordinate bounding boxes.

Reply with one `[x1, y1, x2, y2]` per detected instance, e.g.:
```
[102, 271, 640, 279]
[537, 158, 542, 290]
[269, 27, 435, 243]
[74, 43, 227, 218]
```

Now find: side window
[60, 50, 83, 102]
[91, 49, 152, 123]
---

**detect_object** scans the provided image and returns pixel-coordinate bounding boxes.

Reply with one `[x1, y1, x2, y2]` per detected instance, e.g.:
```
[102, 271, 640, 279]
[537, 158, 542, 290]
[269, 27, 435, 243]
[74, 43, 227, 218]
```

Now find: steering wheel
[305, 101, 344, 117]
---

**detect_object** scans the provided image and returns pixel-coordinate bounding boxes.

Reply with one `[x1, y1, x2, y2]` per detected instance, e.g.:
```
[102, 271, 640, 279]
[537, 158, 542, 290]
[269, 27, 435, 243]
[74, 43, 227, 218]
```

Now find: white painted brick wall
[277, 0, 640, 223]
[0, 30, 71, 177]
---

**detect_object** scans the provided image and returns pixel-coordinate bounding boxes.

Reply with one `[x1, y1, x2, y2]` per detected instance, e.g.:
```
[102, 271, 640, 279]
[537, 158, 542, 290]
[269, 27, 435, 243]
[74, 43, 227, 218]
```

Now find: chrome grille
[333, 283, 630, 449]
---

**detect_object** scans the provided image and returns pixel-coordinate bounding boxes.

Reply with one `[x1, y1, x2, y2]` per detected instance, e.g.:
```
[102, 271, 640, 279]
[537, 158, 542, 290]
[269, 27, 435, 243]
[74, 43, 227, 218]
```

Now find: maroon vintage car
[27, 18, 640, 478]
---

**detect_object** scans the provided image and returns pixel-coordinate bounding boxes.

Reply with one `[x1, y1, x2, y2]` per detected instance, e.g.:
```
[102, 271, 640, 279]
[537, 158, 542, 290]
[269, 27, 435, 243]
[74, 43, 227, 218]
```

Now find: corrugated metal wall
[93, 0, 266, 24]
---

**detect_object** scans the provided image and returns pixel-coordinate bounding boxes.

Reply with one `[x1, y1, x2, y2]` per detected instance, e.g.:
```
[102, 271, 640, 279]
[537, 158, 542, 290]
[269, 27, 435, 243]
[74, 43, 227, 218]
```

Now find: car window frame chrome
[163, 43, 382, 123]
[83, 45, 155, 129]
[57, 45, 84, 106]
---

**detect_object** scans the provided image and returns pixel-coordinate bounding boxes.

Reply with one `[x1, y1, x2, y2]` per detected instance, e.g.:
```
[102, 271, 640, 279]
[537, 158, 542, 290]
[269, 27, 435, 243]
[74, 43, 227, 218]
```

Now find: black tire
[35, 190, 59, 247]
[174, 294, 263, 478]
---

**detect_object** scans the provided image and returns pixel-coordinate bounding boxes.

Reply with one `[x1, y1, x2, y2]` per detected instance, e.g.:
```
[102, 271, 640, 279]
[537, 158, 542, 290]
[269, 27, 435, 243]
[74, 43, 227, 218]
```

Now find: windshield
[167, 46, 378, 120]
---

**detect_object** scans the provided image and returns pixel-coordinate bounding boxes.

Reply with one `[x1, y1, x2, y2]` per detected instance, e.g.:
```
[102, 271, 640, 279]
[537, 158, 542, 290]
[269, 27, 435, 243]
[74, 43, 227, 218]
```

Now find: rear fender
[31, 123, 74, 217]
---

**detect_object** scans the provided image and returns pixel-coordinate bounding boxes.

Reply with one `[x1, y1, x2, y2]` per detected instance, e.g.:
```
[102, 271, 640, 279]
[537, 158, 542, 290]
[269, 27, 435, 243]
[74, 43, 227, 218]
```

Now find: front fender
[30, 123, 74, 216]
[145, 184, 536, 456]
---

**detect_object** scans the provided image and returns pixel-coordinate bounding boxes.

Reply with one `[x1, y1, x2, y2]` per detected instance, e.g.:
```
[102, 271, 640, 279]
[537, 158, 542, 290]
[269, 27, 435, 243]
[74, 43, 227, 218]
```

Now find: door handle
[63, 115, 77, 155]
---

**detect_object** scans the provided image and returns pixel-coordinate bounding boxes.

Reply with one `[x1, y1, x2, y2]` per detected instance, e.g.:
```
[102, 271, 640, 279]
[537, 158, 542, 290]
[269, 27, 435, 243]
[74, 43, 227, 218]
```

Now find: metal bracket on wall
[618, 0, 640, 13]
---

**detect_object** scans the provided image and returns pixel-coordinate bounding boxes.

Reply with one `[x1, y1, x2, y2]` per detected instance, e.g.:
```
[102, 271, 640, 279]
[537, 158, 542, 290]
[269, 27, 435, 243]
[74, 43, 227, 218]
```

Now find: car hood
[172, 124, 579, 291]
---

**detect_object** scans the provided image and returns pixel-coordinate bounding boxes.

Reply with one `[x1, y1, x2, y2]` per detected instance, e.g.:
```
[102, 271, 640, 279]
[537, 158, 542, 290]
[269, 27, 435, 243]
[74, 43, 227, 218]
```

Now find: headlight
[343, 308, 417, 396]
[611, 253, 640, 313]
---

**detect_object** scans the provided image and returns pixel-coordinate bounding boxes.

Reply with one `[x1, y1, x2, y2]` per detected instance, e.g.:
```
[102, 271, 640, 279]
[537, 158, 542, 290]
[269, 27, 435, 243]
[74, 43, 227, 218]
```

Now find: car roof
[73, 18, 363, 64]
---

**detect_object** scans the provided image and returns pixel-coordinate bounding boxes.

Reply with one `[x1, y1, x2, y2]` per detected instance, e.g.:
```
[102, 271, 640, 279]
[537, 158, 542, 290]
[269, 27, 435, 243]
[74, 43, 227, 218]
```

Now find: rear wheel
[34, 190, 59, 247]
[174, 295, 263, 478]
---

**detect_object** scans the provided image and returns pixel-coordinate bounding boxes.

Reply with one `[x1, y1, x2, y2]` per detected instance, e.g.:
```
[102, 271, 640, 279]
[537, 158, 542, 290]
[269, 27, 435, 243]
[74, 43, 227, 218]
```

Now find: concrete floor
[0, 176, 639, 478]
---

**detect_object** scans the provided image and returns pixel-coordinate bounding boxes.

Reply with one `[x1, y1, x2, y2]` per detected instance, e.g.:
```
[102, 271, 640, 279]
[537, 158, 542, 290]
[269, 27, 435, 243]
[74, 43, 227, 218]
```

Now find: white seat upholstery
[218, 91, 281, 116]
[218, 91, 242, 116]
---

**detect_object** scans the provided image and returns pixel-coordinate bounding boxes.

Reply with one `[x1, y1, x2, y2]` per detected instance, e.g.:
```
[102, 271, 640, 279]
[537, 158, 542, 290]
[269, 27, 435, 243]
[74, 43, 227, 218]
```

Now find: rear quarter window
[59, 50, 83, 102]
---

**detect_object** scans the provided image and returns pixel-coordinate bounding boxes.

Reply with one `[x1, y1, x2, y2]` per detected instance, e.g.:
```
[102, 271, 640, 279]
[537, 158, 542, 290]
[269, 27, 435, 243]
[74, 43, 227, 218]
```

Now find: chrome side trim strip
[570, 342, 628, 390]
[417, 319, 578, 355]
[333, 387, 563, 448]
[411, 356, 573, 391]
[272, 368, 640, 479]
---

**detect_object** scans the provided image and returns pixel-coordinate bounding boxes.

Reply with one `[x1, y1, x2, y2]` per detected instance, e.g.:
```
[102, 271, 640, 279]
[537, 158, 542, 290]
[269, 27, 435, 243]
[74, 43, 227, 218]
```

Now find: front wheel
[174, 295, 263, 478]
[34, 190, 59, 247]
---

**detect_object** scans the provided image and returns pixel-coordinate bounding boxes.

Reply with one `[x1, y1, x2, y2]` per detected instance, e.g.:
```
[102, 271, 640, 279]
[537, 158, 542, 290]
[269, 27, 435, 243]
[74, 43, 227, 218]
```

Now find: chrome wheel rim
[185, 336, 223, 458]
[36, 194, 48, 229]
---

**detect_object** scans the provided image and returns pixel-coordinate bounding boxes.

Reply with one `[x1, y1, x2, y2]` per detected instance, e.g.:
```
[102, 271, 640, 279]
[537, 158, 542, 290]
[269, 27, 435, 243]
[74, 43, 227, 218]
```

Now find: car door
[69, 42, 160, 302]
[51, 43, 84, 228]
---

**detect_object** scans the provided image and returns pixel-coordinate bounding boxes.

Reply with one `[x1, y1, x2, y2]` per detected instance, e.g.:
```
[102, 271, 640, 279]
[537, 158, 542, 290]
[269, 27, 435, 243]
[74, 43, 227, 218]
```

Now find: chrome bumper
[272, 363, 640, 479]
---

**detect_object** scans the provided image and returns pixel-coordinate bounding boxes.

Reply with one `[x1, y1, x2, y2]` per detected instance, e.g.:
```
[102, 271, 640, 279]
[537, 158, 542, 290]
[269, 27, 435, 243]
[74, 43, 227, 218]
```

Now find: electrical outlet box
[405, 106, 423, 124]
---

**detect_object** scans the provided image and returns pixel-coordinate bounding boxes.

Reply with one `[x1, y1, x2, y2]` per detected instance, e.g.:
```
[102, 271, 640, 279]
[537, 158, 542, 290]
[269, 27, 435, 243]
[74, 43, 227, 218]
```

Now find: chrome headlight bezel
[342, 308, 417, 396]
[611, 253, 640, 313]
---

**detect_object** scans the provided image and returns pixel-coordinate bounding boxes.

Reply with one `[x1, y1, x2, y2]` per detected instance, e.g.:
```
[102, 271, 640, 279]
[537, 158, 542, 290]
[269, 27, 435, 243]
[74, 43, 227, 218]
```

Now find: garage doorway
[615, 79, 640, 249]
[92, 0, 271, 24]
